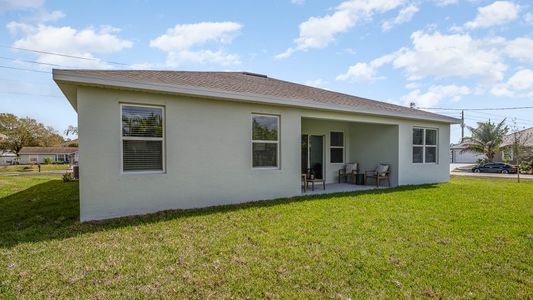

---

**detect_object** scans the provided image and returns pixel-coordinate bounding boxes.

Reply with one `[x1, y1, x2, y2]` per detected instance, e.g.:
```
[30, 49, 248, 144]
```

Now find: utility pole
[461, 110, 465, 142]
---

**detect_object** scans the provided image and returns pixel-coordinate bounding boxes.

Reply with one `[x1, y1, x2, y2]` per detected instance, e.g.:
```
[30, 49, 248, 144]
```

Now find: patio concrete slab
[301, 183, 389, 195]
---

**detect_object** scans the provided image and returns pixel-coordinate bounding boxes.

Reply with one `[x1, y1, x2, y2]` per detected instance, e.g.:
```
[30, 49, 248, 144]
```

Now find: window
[121, 104, 164, 172]
[412, 128, 438, 164]
[252, 114, 279, 168]
[330, 132, 344, 163]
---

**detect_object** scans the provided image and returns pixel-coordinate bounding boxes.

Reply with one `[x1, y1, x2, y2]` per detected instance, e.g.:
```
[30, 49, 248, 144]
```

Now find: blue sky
[0, 0, 532, 143]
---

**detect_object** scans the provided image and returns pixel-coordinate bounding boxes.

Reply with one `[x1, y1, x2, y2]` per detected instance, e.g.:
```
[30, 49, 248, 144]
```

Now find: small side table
[307, 178, 325, 191]
[355, 173, 365, 185]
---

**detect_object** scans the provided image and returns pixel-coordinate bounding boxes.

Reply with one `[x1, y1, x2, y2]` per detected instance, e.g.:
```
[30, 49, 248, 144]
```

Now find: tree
[65, 125, 78, 137]
[508, 121, 533, 182]
[0, 113, 65, 155]
[462, 119, 508, 162]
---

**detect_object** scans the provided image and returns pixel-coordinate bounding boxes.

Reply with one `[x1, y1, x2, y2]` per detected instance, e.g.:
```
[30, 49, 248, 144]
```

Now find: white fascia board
[53, 70, 461, 124]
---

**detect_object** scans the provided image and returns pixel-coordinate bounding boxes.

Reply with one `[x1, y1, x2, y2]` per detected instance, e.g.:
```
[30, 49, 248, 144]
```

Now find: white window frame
[329, 131, 345, 164]
[251, 113, 280, 169]
[120, 103, 166, 174]
[412, 127, 438, 164]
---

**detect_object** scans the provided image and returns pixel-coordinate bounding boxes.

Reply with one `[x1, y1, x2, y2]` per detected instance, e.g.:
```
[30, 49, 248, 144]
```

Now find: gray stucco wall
[77, 86, 452, 221]
[78, 87, 301, 221]
[349, 123, 399, 186]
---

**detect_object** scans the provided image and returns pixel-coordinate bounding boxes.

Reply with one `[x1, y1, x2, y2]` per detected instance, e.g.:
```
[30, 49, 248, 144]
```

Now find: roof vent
[242, 72, 267, 78]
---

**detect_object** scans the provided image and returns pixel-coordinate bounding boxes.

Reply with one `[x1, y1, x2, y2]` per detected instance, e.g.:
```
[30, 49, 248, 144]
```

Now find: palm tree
[462, 119, 508, 162]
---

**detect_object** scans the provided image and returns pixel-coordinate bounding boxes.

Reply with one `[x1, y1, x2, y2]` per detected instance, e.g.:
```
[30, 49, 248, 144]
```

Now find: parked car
[472, 163, 517, 174]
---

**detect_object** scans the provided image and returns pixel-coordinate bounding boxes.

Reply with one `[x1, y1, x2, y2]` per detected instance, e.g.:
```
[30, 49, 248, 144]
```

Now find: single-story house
[53, 69, 460, 221]
[500, 127, 533, 163]
[450, 142, 485, 163]
[18, 147, 78, 164]
[0, 150, 17, 165]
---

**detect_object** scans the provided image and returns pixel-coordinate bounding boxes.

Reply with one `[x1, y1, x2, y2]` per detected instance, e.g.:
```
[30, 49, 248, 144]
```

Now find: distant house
[18, 147, 78, 164]
[500, 127, 533, 163]
[450, 142, 485, 163]
[451, 127, 533, 164]
[0, 133, 17, 165]
[0, 150, 16, 165]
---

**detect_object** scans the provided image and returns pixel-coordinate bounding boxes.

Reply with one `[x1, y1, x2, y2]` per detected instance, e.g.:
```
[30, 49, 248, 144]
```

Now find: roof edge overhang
[53, 70, 461, 124]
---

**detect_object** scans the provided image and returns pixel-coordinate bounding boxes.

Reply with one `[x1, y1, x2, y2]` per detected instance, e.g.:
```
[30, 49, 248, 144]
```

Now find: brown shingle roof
[502, 127, 533, 147]
[54, 70, 459, 123]
[19, 147, 78, 155]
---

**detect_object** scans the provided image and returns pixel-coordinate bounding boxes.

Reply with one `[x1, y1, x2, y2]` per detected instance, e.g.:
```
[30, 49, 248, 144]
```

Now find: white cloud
[0, 0, 42, 12]
[339, 31, 507, 83]
[403, 85, 471, 107]
[392, 31, 506, 82]
[276, 0, 404, 58]
[382, 5, 419, 31]
[405, 82, 420, 89]
[150, 22, 242, 66]
[8, 23, 132, 68]
[464, 1, 520, 29]
[35, 9, 64, 22]
[304, 78, 328, 88]
[504, 37, 533, 63]
[433, 0, 458, 6]
[291, 0, 305, 5]
[166, 50, 240, 66]
[150, 22, 241, 51]
[337, 53, 395, 81]
[337, 63, 377, 81]
[491, 69, 533, 97]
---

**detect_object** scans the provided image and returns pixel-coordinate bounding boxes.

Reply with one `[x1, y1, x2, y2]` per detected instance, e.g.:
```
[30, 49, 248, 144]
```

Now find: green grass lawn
[0, 164, 69, 173]
[0, 176, 531, 298]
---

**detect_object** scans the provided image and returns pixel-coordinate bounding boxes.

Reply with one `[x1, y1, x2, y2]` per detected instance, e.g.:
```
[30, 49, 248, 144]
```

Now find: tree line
[0, 113, 75, 156]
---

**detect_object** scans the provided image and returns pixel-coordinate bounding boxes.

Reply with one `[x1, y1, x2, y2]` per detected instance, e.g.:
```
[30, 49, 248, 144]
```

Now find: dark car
[472, 163, 517, 174]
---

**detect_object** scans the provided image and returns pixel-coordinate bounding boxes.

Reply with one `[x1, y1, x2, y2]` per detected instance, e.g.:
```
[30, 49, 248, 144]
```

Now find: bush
[62, 172, 76, 182]
[43, 157, 52, 164]
[518, 161, 533, 174]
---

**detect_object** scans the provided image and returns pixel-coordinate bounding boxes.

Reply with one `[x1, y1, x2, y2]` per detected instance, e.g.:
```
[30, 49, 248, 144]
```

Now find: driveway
[450, 163, 473, 172]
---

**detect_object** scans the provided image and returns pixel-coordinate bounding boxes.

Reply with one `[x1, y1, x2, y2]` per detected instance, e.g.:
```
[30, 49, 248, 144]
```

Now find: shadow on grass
[0, 179, 438, 248]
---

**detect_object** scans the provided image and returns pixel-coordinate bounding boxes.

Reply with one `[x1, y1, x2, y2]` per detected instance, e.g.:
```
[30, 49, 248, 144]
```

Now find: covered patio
[300, 115, 399, 194]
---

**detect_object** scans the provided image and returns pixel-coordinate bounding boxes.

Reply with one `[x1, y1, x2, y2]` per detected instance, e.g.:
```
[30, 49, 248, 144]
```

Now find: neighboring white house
[0, 150, 17, 165]
[0, 134, 17, 165]
[451, 127, 533, 163]
[54, 70, 460, 221]
[18, 147, 78, 164]
[500, 127, 533, 163]
[450, 143, 485, 163]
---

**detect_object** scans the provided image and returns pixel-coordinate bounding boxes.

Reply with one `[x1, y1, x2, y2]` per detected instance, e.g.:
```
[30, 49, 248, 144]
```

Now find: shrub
[518, 161, 533, 174]
[62, 172, 76, 182]
[43, 157, 52, 164]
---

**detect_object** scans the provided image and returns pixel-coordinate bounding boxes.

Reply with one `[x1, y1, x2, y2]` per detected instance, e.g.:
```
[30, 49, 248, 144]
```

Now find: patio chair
[365, 164, 391, 187]
[338, 162, 358, 183]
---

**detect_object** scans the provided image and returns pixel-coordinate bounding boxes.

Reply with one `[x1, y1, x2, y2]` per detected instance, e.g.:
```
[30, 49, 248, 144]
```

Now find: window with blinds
[121, 104, 164, 172]
[251, 114, 279, 168]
